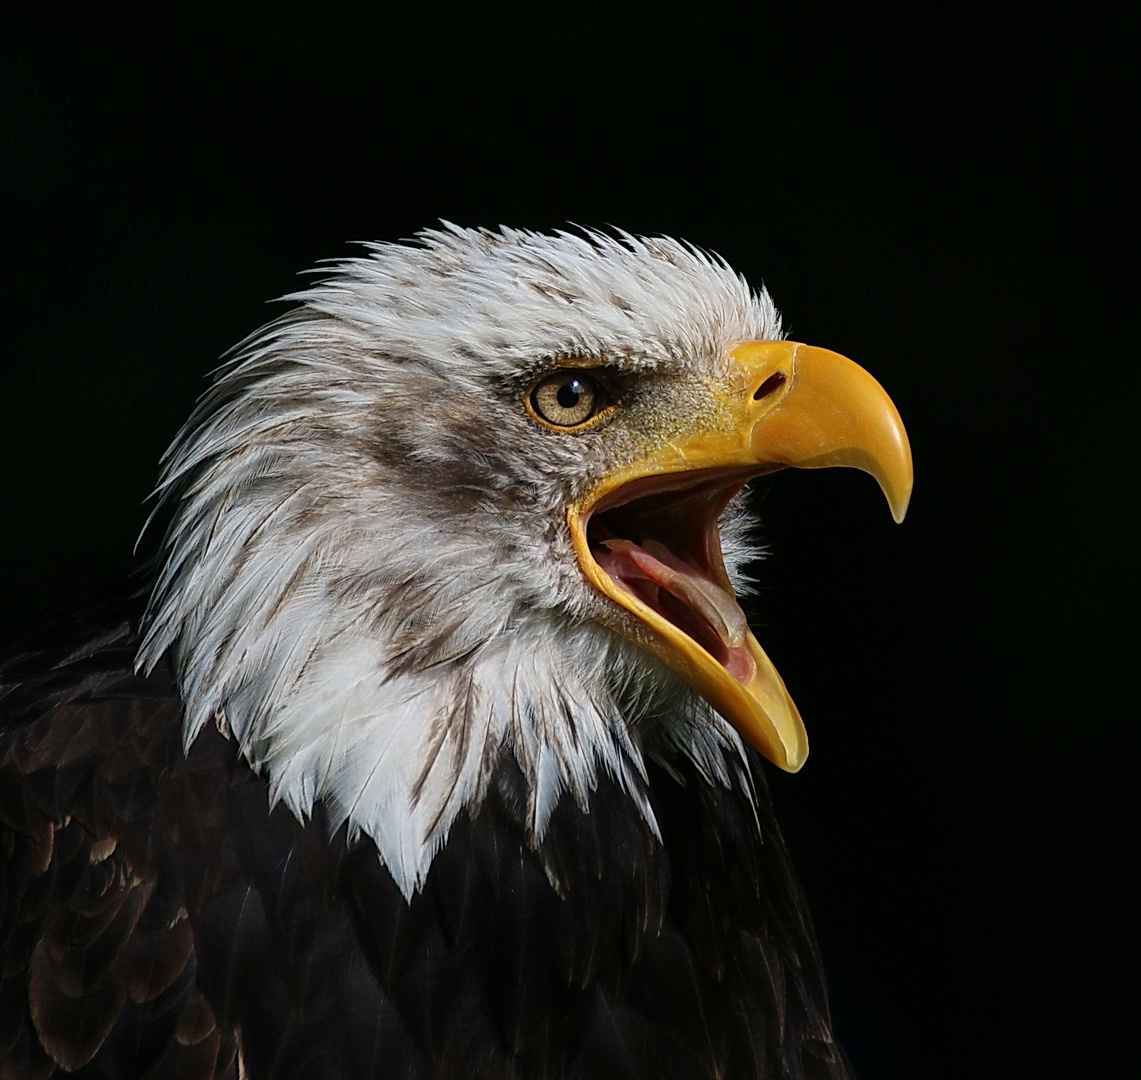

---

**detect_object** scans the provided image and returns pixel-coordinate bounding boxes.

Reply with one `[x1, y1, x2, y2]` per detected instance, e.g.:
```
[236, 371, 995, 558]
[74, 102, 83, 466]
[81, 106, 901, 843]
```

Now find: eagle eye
[527, 370, 609, 428]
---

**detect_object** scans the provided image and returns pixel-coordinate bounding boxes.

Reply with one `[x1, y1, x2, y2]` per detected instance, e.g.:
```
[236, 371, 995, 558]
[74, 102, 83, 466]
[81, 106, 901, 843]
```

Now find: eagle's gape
[589, 477, 756, 682]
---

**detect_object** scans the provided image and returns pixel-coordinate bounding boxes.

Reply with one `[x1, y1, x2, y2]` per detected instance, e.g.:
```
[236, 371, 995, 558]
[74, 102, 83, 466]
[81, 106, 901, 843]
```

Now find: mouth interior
[586, 473, 757, 684]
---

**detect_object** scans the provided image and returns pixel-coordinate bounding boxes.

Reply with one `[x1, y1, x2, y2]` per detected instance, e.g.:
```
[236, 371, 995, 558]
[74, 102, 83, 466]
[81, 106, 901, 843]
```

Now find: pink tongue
[596, 538, 749, 650]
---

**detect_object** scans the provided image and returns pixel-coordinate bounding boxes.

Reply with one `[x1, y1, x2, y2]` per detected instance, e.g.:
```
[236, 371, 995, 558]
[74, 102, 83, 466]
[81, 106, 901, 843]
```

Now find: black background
[2, 7, 1135, 1077]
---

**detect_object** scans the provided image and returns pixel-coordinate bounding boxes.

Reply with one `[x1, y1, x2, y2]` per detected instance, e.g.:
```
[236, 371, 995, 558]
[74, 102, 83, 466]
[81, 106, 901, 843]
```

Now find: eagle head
[137, 226, 911, 896]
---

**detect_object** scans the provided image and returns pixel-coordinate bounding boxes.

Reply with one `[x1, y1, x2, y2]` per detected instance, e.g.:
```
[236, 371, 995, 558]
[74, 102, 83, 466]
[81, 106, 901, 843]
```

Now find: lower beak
[568, 340, 913, 772]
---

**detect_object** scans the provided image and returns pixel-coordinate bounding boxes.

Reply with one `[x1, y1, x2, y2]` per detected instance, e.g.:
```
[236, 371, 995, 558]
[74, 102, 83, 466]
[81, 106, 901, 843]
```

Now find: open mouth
[565, 340, 912, 773]
[583, 468, 762, 686]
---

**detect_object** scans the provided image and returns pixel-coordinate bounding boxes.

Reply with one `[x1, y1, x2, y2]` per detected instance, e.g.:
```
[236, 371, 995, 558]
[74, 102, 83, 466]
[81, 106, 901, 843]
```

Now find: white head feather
[137, 225, 783, 897]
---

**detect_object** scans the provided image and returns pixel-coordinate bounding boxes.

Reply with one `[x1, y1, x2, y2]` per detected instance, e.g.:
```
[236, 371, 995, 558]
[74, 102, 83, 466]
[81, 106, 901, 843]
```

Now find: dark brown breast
[1, 588, 851, 1079]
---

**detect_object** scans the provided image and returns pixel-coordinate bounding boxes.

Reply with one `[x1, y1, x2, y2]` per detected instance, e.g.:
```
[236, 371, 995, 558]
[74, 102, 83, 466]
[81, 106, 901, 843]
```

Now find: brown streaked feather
[3, 588, 850, 1079]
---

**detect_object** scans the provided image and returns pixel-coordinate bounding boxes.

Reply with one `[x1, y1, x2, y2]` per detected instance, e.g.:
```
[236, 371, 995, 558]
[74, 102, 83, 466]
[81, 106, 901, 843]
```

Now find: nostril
[753, 371, 787, 401]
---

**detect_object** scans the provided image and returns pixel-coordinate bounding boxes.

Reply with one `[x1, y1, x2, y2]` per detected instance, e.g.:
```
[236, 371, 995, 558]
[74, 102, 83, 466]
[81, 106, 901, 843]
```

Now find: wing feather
[1, 590, 234, 1079]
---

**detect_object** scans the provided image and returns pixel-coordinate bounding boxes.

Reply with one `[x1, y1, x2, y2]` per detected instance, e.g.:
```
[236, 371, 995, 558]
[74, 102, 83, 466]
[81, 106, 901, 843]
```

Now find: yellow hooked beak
[568, 341, 913, 772]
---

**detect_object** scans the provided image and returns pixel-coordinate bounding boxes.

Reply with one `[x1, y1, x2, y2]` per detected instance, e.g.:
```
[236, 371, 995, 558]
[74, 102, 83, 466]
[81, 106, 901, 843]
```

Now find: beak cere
[568, 340, 914, 773]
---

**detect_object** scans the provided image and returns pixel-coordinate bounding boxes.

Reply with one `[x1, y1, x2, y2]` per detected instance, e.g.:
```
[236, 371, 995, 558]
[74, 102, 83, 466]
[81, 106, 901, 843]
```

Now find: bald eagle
[0, 227, 911, 1080]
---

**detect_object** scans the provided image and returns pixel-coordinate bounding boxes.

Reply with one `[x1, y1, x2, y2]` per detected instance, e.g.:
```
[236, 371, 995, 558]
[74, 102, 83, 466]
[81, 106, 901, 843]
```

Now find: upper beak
[568, 340, 913, 772]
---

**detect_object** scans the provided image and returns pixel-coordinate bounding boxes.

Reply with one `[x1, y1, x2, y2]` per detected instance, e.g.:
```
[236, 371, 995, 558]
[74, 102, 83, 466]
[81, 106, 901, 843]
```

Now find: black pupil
[557, 379, 582, 409]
